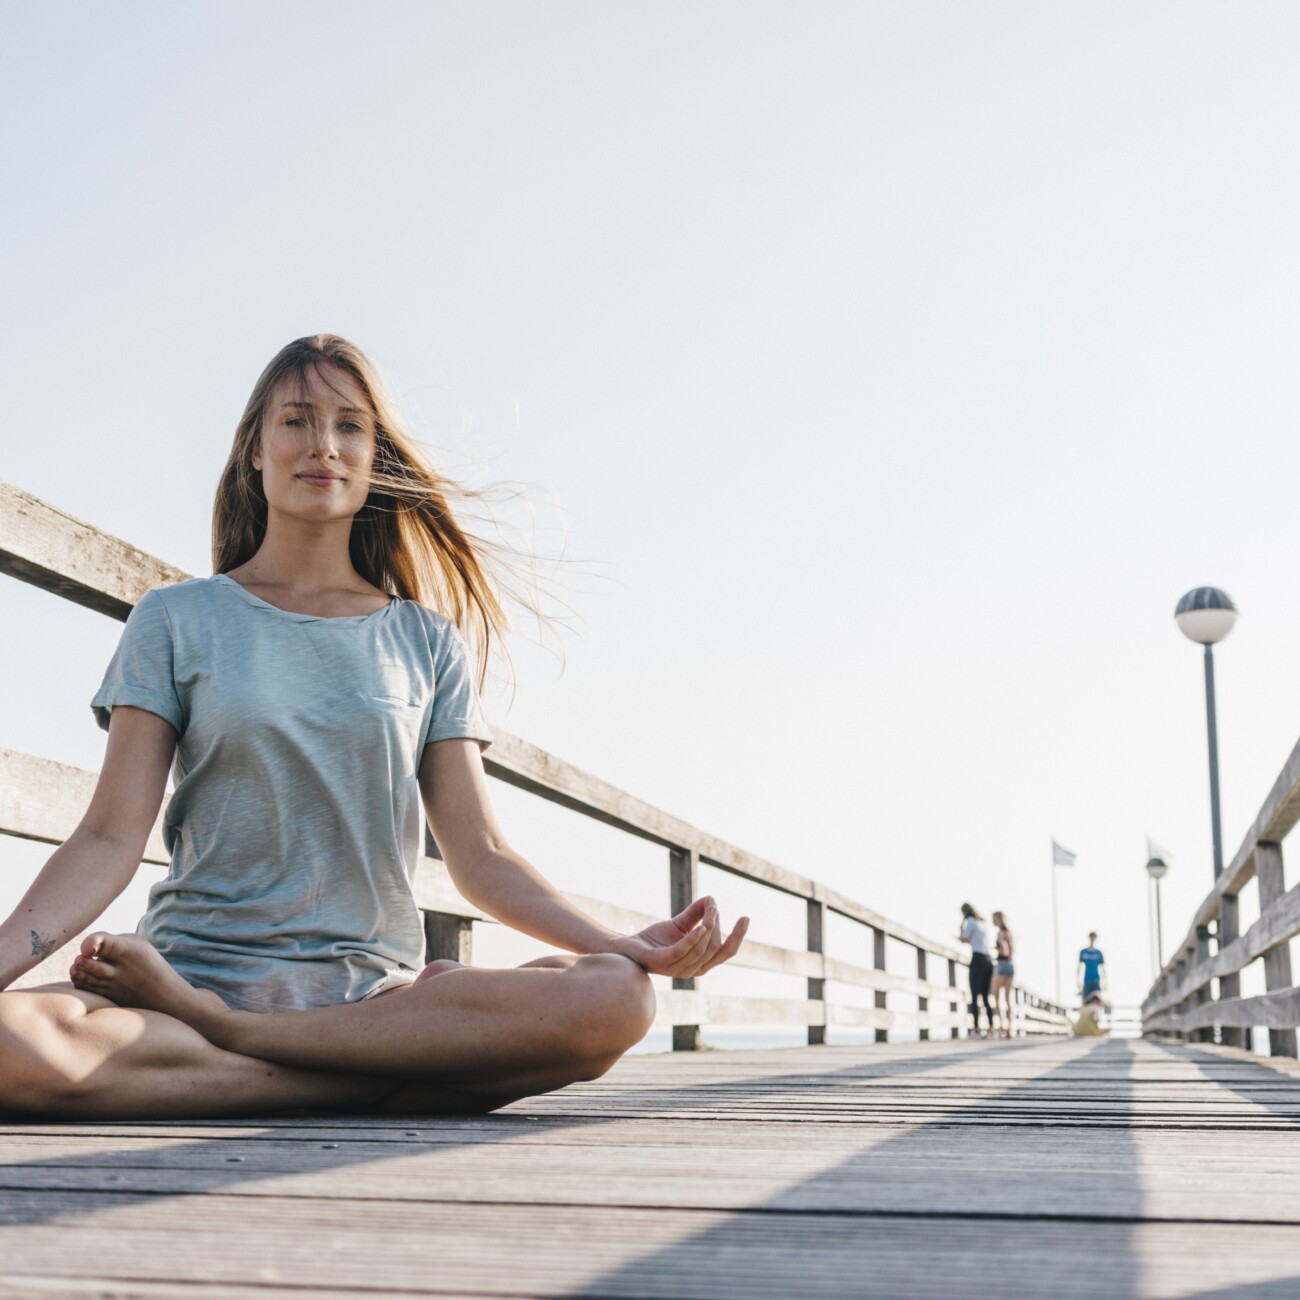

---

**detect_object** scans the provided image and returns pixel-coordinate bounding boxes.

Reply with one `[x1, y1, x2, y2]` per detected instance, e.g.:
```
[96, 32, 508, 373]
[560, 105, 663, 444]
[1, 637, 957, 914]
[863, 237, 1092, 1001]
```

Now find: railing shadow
[564, 1040, 1143, 1298]
[1150, 1040, 1300, 1127]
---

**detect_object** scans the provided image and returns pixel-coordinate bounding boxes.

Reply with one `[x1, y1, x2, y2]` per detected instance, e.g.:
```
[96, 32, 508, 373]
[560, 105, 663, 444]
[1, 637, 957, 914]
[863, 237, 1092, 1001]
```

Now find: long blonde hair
[213, 334, 510, 687]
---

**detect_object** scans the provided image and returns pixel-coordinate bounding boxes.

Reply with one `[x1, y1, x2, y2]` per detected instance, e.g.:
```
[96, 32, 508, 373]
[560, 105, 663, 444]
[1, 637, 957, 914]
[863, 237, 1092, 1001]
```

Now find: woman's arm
[419, 740, 747, 978]
[0, 706, 174, 989]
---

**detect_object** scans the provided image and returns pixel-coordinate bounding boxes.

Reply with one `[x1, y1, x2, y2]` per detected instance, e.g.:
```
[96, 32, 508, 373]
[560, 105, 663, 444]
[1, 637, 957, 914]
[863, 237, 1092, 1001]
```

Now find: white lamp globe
[1145, 856, 1169, 881]
[1175, 588, 1238, 646]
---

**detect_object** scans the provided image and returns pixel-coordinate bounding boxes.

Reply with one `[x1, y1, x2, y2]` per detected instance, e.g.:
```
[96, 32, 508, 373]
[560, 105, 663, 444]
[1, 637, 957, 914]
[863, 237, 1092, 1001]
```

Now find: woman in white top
[958, 902, 993, 1039]
[0, 334, 748, 1119]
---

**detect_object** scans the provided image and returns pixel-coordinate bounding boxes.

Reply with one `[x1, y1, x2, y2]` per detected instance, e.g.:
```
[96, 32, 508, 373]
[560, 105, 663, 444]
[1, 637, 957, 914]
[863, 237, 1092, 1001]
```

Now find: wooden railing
[1142, 730, 1300, 1056]
[0, 480, 1070, 1046]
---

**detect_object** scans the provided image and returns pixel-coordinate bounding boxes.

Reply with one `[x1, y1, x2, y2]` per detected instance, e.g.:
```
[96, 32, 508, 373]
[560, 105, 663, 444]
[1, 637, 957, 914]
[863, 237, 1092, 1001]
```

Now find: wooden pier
[7, 481, 1300, 1297]
[2, 1036, 1300, 1298]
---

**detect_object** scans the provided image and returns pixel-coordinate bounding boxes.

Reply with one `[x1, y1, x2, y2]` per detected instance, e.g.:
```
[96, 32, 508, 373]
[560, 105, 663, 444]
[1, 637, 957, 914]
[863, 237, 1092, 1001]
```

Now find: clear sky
[4, 1, 1300, 1024]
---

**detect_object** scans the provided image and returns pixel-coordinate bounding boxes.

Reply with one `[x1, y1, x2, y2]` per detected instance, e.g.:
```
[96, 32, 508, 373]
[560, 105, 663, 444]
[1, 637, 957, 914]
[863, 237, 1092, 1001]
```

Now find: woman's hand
[606, 896, 748, 979]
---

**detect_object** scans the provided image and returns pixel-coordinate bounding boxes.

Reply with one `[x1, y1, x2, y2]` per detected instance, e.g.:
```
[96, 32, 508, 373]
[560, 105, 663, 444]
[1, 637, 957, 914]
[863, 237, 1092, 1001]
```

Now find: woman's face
[253, 363, 376, 524]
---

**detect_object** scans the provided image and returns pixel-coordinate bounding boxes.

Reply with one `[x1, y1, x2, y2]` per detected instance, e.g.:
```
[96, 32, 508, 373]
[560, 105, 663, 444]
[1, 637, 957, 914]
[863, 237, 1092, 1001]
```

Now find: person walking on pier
[959, 903, 994, 1038]
[1077, 932, 1106, 1002]
[991, 911, 1014, 1038]
[0, 334, 749, 1120]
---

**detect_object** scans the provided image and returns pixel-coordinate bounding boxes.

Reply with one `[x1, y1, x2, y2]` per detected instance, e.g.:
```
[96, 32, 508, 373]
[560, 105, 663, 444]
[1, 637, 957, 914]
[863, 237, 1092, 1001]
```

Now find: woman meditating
[0, 334, 746, 1118]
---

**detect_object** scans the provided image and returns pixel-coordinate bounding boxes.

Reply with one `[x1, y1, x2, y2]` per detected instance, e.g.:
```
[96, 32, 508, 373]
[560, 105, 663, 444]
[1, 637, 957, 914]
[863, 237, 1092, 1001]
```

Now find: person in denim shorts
[991, 911, 1015, 1038]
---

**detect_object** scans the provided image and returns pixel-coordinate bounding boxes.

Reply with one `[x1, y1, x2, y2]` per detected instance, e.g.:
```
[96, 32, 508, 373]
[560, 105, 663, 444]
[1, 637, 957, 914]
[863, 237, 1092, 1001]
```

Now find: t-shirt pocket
[368, 693, 425, 757]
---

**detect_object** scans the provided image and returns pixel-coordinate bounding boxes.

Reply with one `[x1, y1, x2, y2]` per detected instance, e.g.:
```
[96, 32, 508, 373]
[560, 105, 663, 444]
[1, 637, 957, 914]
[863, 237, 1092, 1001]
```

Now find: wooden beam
[806, 897, 826, 1046]
[0, 746, 169, 864]
[1148, 986, 1300, 1034]
[485, 731, 813, 897]
[1193, 925, 1213, 1044]
[1257, 842, 1298, 1057]
[916, 947, 929, 1042]
[1151, 731, 1300, 993]
[822, 954, 962, 1003]
[1142, 877, 1300, 1017]
[656, 990, 827, 1028]
[820, 885, 964, 964]
[0, 479, 190, 620]
[653, 990, 981, 1037]
[669, 847, 700, 1051]
[1218, 892, 1244, 1049]
[872, 927, 888, 1044]
[826, 1003, 895, 1031]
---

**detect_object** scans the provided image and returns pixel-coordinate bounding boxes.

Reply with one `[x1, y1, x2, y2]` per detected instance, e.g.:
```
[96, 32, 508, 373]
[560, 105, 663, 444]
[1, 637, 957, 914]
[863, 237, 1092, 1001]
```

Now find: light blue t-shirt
[91, 575, 492, 1012]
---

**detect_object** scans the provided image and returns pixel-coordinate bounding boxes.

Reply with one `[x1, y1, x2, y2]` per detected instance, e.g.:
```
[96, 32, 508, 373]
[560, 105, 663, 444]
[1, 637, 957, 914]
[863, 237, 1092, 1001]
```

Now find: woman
[0, 334, 747, 1119]
[958, 902, 993, 1039]
[1070, 991, 1107, 1037]
[991, 910, 1014, 1038]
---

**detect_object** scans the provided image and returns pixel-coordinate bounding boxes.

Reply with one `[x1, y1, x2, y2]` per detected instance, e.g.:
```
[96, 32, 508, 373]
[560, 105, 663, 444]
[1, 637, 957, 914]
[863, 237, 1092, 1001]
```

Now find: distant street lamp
[1175, 588, 1239, 880]
[1145, 842, 1170, 975]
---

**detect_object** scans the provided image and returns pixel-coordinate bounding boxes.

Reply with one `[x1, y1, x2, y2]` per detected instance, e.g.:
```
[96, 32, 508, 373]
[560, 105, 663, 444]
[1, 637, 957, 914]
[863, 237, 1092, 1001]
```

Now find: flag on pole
[1052, 839, 1076, 867]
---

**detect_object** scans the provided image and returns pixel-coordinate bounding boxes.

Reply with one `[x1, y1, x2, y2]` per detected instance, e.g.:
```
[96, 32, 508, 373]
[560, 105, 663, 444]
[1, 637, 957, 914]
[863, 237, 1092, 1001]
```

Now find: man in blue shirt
[1078, 933, 1105, 1000]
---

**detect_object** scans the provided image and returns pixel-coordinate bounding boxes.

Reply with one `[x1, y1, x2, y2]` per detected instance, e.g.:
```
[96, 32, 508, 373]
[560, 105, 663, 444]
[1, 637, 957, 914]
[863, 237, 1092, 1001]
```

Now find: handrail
[1142, 728, 1300, 1056]
[1, 479, 1071, 1046]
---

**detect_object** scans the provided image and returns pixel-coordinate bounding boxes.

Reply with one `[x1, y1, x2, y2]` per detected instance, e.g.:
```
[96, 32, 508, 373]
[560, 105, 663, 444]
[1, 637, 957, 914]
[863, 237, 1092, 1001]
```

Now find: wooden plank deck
[2, 1037, 1299, 1299]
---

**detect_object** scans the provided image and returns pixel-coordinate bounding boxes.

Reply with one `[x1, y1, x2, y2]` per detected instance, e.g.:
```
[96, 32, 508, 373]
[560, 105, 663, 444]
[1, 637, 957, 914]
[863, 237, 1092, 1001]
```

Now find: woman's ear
[251, 444, 263, 472]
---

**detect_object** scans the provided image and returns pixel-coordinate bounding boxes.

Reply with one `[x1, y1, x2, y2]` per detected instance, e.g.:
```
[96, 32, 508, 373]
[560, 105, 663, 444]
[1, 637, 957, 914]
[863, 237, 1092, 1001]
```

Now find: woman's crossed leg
[0, 982, 392, 1119]
[0, 936, 654, 1120]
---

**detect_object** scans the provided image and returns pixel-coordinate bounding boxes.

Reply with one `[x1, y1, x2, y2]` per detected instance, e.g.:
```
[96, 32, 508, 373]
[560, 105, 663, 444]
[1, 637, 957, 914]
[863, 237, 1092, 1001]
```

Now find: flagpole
[1051, 843, 1061, 1005]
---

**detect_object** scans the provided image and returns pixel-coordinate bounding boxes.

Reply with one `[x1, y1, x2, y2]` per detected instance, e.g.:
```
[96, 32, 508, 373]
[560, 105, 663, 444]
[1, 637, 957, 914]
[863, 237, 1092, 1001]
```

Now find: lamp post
[1145, 846, 1169, 976]
[1175, 588, 1239, 880]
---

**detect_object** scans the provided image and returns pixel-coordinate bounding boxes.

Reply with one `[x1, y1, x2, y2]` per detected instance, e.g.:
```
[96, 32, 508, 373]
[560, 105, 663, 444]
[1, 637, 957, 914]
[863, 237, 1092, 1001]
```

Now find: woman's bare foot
[412, 958, 463, 987]
[69, 933, 228, 1032]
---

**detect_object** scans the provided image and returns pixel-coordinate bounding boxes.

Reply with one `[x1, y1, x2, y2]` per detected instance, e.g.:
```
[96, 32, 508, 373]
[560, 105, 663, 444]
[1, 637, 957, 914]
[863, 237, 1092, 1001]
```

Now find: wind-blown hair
[212, 334, 510, 688]
[960, 902, 983, 921]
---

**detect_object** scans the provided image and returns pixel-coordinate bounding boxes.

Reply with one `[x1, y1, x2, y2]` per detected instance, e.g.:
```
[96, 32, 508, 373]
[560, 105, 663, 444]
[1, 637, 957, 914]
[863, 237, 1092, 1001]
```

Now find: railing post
[670, 847, 701, 1052]
[1219, 894, 1243, 1048]
[422, 913, 472, 965]
[421, 826, 472, 962]
[1194, 925, 1213, 1043]
[807, 896, 826, 1046]
[1172, 956, 1187, 1040]
[916, 947, 929, 1041]
[949, 957, 959, 1039]
[873, 928, 888, 1043]
[1257, 841, 1298, 1058]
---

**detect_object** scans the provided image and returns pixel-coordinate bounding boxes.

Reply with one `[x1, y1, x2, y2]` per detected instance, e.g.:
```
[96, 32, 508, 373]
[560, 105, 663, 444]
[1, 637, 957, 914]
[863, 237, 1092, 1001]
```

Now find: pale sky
[5, 1, 1300, 1028]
